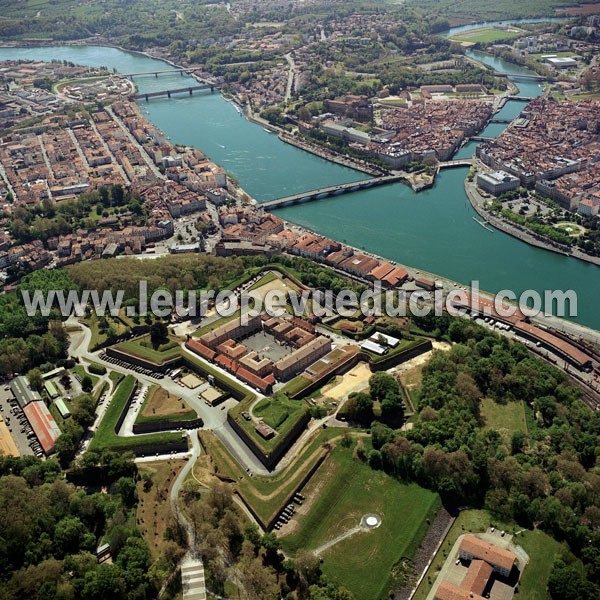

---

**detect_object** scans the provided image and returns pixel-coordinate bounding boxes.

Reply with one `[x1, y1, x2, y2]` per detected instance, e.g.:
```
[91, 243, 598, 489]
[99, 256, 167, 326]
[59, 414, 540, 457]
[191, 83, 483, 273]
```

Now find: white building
[476, 170, 520, 196]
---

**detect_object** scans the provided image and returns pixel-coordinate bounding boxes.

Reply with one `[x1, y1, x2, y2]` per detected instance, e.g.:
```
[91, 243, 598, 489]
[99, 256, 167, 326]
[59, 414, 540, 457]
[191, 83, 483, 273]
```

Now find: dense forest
[366, 314, 600, 600]
[0, 452, 157, 600]
[407, 0, 598, 22]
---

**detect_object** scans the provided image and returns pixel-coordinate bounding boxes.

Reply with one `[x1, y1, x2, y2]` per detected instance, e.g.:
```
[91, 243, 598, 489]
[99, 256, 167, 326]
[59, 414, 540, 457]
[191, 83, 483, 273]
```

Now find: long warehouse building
[23, 401, 61, 455]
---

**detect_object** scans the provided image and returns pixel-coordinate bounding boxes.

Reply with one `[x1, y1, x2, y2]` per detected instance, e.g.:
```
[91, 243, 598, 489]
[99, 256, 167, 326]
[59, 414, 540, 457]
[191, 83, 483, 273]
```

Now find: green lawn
[72, 365, 99, 389]
[83, 312, 129, 350]
[230, 394, 309, 454]
[89, 375, 184, 452]
[413, 509, 571, 600]
[200, 427, 343, 524]
[253, 395, 304, 430]
[450, 27, 524, 44]
[114, 335, 181, 365]
[481, 398, 528, 436]
[247, 271, 278, 291]
[108, 371, 124, 387]
[529, 51, 579, 62]
[281, 443, 440, 599]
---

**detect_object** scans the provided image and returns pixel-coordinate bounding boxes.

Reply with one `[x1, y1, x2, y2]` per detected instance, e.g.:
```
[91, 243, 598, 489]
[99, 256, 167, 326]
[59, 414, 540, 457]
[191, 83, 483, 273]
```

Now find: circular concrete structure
[361, 513, 382, 529]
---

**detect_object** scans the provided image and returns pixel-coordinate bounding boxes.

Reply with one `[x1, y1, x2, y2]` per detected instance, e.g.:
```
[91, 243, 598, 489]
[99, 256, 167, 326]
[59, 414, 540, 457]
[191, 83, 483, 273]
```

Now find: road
[284, 52, 297, 102]
[67, 317, 270, 474]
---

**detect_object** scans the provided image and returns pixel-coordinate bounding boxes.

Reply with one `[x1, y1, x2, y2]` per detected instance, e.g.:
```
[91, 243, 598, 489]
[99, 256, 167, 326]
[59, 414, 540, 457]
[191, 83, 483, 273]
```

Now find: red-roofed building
[459, 535, 516, 577]
[434, 581, 485, 600]
[236, 367, 274, 394]
[382, 267, 409, 287]
[369, 262, 395, 280]
[185, 339, 216, 362]
[23, 400, 61, 455]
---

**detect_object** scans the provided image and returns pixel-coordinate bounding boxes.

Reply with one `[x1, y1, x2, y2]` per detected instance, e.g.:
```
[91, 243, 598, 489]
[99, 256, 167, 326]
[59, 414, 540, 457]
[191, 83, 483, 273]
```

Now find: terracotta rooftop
[460, 535, 516, 572]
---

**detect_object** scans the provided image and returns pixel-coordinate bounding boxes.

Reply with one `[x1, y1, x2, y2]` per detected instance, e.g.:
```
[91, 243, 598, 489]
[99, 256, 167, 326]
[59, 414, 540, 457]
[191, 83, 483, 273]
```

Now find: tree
[54, 515, 87, 557]
[27, 368, 43, 392]
[548, 560, 599, 600]
[72, 394, 96, 428]
[81, 375, 93, 393]
[149, 322, 168, 348]
[369, 371, 400, 401]
[344, 391, 373, 423]
[115, 477, 137, 507]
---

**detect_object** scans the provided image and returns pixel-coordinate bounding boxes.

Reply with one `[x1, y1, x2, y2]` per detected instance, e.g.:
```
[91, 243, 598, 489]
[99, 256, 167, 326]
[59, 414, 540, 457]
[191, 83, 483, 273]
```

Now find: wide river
[1, 33, 598, 331]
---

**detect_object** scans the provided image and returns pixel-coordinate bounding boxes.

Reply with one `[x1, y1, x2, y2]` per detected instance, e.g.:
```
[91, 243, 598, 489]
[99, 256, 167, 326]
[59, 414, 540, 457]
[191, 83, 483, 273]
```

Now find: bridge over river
[133, 83, 220, 101]
[261, 159, 473, 209]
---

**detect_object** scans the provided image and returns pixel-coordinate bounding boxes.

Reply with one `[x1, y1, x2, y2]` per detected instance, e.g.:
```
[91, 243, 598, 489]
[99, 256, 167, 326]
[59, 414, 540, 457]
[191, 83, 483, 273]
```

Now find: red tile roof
[236, 367, 274, 394]
[434, 581, 485, 600]
[185, 339, 216, 362]
[460, 559, 493, 596]
[23, 400, 61, 455]
[460, 535, 516, 572]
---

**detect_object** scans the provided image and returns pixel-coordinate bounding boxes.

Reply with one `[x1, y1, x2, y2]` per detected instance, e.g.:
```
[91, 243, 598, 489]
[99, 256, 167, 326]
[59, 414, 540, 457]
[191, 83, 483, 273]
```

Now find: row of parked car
[3, 397, 44, 457]
[98, 352, 166, 379]
[273, 492, 305, 531]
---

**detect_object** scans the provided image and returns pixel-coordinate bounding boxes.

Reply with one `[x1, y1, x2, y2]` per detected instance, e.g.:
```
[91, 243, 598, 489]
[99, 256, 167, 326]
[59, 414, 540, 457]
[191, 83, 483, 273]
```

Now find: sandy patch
[181, 373, 203, 389]
[321, 362, 372, 401]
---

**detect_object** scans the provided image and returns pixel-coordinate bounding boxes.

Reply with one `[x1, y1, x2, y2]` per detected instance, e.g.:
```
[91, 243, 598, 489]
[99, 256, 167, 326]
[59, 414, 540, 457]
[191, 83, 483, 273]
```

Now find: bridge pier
[167, 91, 171, 98]
[189, 88, 192, 95]
[155, 73, 158, 78]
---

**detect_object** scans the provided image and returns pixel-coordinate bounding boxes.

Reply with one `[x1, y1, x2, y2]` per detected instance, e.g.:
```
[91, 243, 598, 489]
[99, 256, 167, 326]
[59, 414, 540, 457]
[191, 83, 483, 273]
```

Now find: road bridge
[490, 118, 513, 124]
[495, 72, 547, 80]
[133, 83, 219, 101]
[509, 95, 534, 102]
[260, 175, 403, 209]
[121, 68, 200, 78]
[438, 159, 474, 168]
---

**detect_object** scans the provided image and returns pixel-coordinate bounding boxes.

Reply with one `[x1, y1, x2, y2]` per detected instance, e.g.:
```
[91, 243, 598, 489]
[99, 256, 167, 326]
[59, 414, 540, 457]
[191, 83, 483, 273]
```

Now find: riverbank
[464, 175, 600, 267]
[1, 43, 600, 331]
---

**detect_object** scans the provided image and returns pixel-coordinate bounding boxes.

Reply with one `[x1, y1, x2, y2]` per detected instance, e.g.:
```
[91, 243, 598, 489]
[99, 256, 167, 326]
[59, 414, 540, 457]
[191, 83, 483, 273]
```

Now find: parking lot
[0, 386, 37, 457]
[98, 351, 167, 379]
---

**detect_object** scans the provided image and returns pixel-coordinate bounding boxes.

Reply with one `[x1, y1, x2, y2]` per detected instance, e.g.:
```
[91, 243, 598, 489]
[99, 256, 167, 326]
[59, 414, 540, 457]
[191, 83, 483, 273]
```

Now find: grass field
[136, 385, 197, 423]
[108, 371, 124, 387]
[199, 428, 344, 524]
[231, 394, 309, 453]
[281, 443, 440, 599]
[89, 375, 184, 452]
[83, 312, 129, 349]
[115, 334, 181, 365]
[529, 51, 579, 62]
[449, 27, 524, 45]
[72, 364, 99, 389]
[481, 398, 528, 437]
[413, 509, 571, 600]
[555, 221, 586, 237]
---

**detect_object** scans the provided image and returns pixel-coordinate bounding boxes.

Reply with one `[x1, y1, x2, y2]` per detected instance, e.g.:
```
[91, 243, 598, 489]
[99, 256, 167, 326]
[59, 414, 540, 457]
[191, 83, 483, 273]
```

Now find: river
[0, 34, 598, 331]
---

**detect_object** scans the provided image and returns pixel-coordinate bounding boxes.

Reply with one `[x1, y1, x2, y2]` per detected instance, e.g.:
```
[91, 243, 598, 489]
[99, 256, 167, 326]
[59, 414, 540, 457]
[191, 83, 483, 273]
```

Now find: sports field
[449, 26, 525, 45]
[280, 443, 440, 599]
